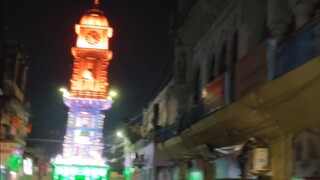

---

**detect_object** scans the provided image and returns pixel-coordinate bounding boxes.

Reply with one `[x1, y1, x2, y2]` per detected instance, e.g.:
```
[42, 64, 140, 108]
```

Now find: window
[231, 32, 239, 102]
[177, 51, 187, 84]
[208, 53, 215, 82]
[152, 103, 159, 129]
[232, 32, 238, 65]
[193, 68, 200, 104]
[218, 42, 227, 75]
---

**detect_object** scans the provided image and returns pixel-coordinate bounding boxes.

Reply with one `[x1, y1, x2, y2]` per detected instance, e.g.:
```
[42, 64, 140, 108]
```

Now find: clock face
[85, 30, 101, 45]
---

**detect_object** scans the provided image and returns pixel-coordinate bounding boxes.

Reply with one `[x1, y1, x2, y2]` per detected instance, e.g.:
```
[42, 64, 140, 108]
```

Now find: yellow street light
[116, 131, 124, 138]
[109, 91, 117, 97]
[59, 87, 70, 97]
[59, 87, 67, 93]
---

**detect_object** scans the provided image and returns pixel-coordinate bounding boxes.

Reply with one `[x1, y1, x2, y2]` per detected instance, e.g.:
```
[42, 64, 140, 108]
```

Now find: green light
[52, 164, 110, 180]
[123, 167, 135, 180]
[188, 168, 204, 180]
[6, 155, 23, 172]
[75, 175, 86, 180]
[130, 168, 135, 173]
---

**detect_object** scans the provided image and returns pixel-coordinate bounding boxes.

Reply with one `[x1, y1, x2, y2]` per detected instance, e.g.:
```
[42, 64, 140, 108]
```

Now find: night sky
[1, 0, 175, 140]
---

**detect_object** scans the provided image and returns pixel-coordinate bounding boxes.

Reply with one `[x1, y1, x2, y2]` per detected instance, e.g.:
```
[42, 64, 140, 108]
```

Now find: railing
[277, 19, 319, 76]
[155, 123, 177, 143]
[155, 101, 205, 142]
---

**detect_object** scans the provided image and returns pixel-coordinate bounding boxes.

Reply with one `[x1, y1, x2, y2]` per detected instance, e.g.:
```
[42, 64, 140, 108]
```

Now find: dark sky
[1, 0, 175, 139]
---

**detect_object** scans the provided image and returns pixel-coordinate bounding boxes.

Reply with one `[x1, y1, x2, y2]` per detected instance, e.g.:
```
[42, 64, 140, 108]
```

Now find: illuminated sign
[53, 164, 110, 180]
[23, 157, 33, 175]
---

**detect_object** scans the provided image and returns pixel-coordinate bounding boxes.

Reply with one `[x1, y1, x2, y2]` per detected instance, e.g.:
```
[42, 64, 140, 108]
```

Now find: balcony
[277, 19, 319, 76]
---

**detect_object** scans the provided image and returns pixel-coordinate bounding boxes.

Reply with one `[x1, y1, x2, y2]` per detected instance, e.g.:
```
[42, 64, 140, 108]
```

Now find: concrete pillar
[204, 161, 215, 180]
[178, 163, 188, 180]
[269, 134, 293, 180]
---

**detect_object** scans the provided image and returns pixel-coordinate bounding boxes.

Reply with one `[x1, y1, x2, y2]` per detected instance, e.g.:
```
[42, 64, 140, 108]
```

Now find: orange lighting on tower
[70, 3, 113, 99]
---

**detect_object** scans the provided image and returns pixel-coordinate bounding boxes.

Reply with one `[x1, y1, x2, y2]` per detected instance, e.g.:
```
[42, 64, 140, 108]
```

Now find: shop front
[158, 57, 320, 179]
[0, 141, 24, 180]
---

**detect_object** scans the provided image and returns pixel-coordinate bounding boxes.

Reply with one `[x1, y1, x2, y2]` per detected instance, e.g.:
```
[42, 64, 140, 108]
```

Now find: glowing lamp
[23, 158, 33, 175]
[116, 131, 123, 138]
[109, 91, 117, 97]
[59, 88, 67, 93]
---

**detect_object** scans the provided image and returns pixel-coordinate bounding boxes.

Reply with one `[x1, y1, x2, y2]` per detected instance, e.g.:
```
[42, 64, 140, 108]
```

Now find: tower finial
[94, 0, 99, 5]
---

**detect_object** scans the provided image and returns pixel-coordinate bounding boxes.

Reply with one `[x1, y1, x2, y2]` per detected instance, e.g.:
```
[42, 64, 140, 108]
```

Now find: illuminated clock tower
[53, 1, 113, 179]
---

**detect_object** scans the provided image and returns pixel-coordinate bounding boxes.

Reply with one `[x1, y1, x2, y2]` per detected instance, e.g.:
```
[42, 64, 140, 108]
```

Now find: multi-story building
[124, 82, 176, 180]
[128, 0, 320, 179]
[0, 40, 31, 180]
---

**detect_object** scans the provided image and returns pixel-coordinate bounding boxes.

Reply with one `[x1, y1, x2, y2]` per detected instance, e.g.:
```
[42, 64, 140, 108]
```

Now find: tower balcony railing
[70, 90, 107, 99]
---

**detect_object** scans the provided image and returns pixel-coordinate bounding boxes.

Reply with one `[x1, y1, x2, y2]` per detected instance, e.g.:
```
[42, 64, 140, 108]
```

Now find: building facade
[124, 83, 176, 180]
[0, 40, 31, 180]
[129, 0, 320, 179]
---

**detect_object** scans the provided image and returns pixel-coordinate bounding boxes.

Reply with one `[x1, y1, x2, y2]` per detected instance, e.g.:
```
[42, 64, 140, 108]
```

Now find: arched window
[231, 31, 238, 101]
[152, 103, 159, 129]
[177, 51, 187, 84]
[208, 53, 215, 82]
[219, 42, 227, 75]
[232, 32, 238, 65]
[193, 68, 201, 104]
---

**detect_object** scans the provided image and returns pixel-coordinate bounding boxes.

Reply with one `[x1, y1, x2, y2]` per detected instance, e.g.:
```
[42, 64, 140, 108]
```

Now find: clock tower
[53, 1, 114, 179]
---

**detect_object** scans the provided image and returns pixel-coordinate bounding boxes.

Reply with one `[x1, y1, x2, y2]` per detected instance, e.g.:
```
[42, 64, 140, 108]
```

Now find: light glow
[53, 165, 110, 180]
[109, 91, 117, 97]
[116, 131, 124, 138]
[59, 88, 70, 97]
[59, 87, 67, 92]
[23, 157, 33, 175]
[82, 70, 94, 80]
[189, 168, 204, 180]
